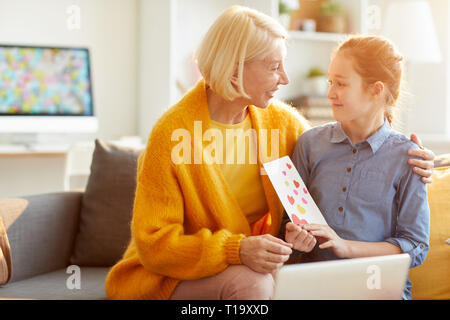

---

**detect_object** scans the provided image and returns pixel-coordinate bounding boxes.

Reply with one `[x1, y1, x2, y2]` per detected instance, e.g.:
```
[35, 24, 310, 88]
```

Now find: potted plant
[278, 0, 299, 29]
[317, 0, 346, 33]
[306, 66, 328, 96]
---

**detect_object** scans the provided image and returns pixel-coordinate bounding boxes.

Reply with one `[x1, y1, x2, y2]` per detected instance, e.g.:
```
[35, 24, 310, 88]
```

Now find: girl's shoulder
[385, 131, 420, 154]
[294, 122, 337, 155]
[299, 121, 338, 141]
[306, 121, 337, 132]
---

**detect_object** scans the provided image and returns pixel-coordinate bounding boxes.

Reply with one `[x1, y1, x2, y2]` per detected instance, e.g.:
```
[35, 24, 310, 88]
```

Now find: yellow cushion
[410, 166, 450, 299]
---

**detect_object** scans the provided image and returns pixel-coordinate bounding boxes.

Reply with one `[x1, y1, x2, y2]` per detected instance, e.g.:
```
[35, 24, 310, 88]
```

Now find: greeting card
[263, 156, 327, 226]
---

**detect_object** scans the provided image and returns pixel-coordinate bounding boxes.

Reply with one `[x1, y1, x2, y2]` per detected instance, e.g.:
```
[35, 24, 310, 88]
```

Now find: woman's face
[241, 40, 289, 108]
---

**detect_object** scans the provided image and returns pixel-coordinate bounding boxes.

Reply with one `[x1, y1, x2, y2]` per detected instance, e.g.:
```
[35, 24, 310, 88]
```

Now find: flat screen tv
[0, 44, 97, 134]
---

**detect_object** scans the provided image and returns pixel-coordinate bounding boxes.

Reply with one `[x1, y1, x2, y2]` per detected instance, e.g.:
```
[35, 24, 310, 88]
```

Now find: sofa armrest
[0, 192, 83, 283]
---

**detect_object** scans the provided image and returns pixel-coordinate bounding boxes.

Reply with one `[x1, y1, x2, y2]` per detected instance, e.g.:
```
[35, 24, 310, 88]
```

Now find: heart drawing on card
[287, 195, 295, 205]
[299, 219, 308, 225]
[292, 214, 301, 225]
[286, 163, 292, 169]
[303, 188, 308, 195]
[293, 180, 300, 188]
[292, 214, 308, 226]
[282, 171, 287, 176]
[302, 198, 308, 205]
[297, 204, 306, 214]
[293, 189, 298, 195]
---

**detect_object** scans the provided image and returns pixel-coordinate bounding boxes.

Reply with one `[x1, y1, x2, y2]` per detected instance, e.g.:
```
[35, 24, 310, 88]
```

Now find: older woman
[105, 6, 434, 300]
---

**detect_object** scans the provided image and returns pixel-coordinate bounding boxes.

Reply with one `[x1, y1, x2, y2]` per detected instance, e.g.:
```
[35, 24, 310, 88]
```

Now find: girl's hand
[409, 133, 435, 184]
[240, 234, 293, 274]
[302, 224, 350, 258]
[285, 222, 316, 253]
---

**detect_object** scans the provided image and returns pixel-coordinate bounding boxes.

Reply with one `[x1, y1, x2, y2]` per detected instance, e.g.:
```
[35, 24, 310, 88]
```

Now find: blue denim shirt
[286, 120, 430, 300]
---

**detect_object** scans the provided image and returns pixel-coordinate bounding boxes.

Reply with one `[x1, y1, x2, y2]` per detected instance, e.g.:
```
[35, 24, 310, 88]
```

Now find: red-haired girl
[285, 36, 430, 300]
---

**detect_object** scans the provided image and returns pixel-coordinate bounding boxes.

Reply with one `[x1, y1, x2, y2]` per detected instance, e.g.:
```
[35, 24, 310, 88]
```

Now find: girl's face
[241, 40, 289, 108]
[327, 51, 382, 124]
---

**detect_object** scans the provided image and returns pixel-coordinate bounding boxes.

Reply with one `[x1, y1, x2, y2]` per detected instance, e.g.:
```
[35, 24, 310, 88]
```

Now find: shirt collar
[330, 119, 392, 154]
[330, 122, 347, 144]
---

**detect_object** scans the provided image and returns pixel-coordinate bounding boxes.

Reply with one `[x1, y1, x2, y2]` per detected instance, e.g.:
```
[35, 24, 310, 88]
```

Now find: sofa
[0, 140, 142, 299]
[0, 140, 449, 300]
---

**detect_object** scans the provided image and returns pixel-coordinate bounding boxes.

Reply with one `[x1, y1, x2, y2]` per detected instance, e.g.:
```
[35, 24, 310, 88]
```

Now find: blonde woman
[105, 6, 434, 300]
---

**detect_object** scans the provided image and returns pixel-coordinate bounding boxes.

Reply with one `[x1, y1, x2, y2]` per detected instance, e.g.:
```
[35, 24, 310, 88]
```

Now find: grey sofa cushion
[0, 193, 82, 283]
[70, 139, 143, 267]
[0, 267, 109, 299]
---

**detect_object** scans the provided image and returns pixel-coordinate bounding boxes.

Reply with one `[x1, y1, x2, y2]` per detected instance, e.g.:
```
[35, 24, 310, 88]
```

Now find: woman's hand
[409, 133, 435, 184]
[239, 234, 293, 274]
[302, 224, 350, 258]
[284, 222, 316, 253]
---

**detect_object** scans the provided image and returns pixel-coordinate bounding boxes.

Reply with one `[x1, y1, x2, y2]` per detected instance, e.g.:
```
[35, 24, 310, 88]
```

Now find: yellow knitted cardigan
[105, 79, 310, 300]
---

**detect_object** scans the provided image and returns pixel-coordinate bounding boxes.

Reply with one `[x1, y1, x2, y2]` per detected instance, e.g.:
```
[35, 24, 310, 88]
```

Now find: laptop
[273, 253, 411, 300]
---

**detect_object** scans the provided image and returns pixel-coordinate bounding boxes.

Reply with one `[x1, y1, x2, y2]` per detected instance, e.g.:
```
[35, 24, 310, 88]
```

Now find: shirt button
[352, 148, 357, 154]
[420, 243, 425, 249]
[347, 168, 352, 173]
[338, 207, 343, 212]
[342, 187, 347, 192]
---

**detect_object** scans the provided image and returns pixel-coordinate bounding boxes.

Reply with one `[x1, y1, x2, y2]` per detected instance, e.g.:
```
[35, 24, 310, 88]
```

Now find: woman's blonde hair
[196, 6, 288, 101]
[333, 35, 404, 126]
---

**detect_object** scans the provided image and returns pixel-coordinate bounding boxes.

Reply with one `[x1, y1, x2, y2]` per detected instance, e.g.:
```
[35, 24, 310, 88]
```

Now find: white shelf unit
[273, 0, 370, 101]
[137, 0, 277, 139]
[288, 30, 351, 42]
[137, 0, 450, 147]
[137, 0, 370, 137]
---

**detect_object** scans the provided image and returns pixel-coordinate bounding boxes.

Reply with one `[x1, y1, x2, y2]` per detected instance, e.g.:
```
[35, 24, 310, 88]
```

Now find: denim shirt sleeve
[384, 160, 430, 268]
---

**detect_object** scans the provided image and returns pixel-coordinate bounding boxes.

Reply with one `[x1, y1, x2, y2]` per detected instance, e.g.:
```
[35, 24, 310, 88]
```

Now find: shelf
[0, 144, 70, 155]
[288, 30, 351, 42]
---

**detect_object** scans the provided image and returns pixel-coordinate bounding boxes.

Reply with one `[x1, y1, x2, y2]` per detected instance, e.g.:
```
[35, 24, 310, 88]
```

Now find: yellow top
[104, 79, 311, 300]
[209, 114, 268, 225]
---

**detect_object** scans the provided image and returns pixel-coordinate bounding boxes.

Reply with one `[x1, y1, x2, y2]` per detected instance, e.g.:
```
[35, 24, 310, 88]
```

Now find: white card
[263, 156, 327, 226]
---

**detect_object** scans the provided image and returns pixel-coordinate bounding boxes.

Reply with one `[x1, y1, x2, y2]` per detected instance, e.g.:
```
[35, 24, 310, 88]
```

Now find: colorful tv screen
[0, 45, 93, 116]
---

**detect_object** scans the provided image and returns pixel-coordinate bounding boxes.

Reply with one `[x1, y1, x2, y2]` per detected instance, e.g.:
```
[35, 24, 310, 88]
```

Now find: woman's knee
[224, 265, 275, 300]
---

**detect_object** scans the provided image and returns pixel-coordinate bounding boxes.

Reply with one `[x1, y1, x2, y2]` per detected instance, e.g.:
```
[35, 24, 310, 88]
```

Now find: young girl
[283, 36, 430, 300]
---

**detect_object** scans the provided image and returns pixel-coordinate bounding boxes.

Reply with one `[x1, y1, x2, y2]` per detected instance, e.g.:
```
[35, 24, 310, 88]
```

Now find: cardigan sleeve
[130, 126, 245, 281]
